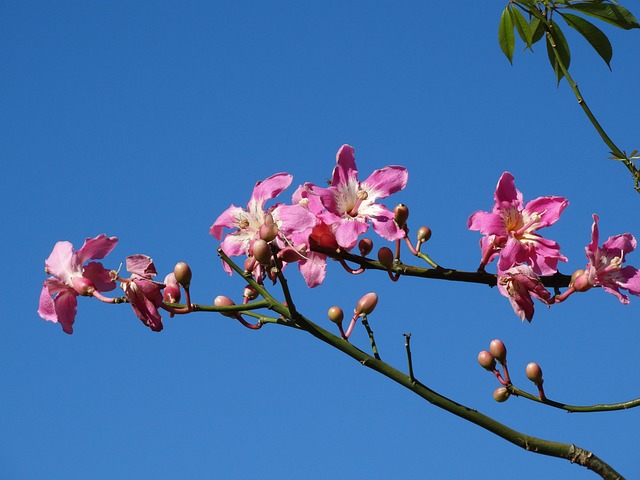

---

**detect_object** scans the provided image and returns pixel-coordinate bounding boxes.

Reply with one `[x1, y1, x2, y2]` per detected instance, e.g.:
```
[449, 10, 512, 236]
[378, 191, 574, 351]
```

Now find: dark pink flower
[583, 214, 640, 304]
[468, 172, 568, 275]
[120, 255, 165, 332]
[38, 234, 118, 334]
[306, 145, 408, 250]
[210, 172, 317, 274]
[497, 264, 552, 322]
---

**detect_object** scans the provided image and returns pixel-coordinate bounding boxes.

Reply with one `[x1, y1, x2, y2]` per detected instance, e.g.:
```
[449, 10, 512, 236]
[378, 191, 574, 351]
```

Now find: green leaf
[567, 2, 640, 30]
[560, 12, 613, 69]
[499, 6, 516, 63]
[510, 6, 533, 48]
[530, 17, 546, 44]
[545, 21, 571, 85]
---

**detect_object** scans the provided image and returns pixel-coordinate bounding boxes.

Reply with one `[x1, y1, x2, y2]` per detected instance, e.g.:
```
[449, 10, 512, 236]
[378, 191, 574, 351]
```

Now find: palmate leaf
[545, 20, 571, 84]
[560, 12, 613, 69]
[567, 2, 640, 30]
[499, 6, 515, 63]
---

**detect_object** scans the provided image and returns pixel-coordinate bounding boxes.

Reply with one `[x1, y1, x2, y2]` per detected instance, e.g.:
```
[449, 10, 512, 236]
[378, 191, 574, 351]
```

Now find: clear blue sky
[2, 2, 640, 479]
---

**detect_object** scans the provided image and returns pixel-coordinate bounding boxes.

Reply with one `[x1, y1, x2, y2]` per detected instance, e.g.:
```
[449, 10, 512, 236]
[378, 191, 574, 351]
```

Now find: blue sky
[2, 2, 640, 479]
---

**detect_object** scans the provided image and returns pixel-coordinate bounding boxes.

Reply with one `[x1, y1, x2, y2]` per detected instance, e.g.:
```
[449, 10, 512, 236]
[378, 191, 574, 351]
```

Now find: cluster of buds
[327, 292, 379, 340]
[478, 339, 548, 403]
[477, 339, 511, 402]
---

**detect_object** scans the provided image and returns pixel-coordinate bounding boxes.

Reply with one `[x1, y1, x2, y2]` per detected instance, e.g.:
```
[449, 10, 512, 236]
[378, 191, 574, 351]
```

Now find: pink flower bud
[259, 214, 279, 242]
[214, 295, 238, 318]
[278, 245, 306, 263]
[417, 226, 432, 243]
[163, 274, 181, 304]
[358, 238, 373, 256]
[489, 339, 507, 364]
[355, 292, 378, 316]
[394, 204, 409, 228]
[327, 306, 344, 324]
[173, 262, 192, 288]
[493, 386, 510, 402]
[572, 271, 592, 292]
[377, 247, 394, 269]
[525, 362, 543, 385]
[243, 285, 258, 300]
[252, 239, 272, 265]
[477, 350, 496, 371]
[244, 256, 258, 273]
[71, 276, 95, 296]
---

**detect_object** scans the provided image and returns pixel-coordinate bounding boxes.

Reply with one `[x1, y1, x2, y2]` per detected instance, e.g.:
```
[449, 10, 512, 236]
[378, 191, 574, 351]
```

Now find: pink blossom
[210, 172, 317, 274]
[498, 264, 552, 322]
[120, 255, 165, 332]
[306, 145, 408, 250]
[583, 214, 640, 304]
[38, 234, 118, 334]
[468, 172, 568, 275]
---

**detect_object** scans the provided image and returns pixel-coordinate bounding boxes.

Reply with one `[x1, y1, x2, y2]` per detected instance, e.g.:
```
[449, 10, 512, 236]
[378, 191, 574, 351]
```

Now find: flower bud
[417, 226, 432, 243]
[477, 350, 496, 371]
[489, 339, 507, 364]
[252, 239, 272, 265]
[244, 256, 258, 273]
[493, 386, 510, 403]
[525, 362, 543, 385]
[173, 262, 192, 288]
[259, 213, 279, 242]
[243, 285, 258, 301]
[377, 247, 394, 269]
[394, 204, 409, 228]
[358, 238, 373, 256]
[214, 295, 238, 318]
[355, 292, 378, 316]
[72, 276, 96, 296]
[278, 245, 306, 263]
[327, 306, 344, 324]
[163, 274, 181, 304]
[572, 271, 592, 292]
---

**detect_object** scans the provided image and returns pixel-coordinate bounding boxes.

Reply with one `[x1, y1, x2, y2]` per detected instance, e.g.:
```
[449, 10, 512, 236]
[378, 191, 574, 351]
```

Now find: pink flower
[120, 255, 165, 332]
[498, 264, 552, 322]
[306, 145, 408, 250]
[582, 214, 640, 304]
[468, 172, 568, 275]
[38, 234, 118, 334]
[210, 172, 317, 274]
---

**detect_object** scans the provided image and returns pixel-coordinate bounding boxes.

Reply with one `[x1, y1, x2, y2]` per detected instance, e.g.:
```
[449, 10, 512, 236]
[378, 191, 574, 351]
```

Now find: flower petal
[76, 234, 118, 264]
[249, 173, 292, 212]
[209, 205, 246, 240]
[54, 290, 78, 334]
[523, 196, 569, 228]
[362, 165, 408, 199]
[83, 261, 117, 292]
[334, 217, 369, 250]
[331, 145, 358, 188]
[45, 241, 76, 283]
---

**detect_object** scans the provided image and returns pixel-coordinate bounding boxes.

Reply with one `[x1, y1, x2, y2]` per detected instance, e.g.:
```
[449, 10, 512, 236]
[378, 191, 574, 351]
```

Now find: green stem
[509, 384, 640, 412]
[293, 312, 623, 479]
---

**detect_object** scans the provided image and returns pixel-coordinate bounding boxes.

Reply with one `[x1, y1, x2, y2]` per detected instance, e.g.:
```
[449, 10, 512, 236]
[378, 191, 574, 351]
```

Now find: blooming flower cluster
[38, 235, 184, 334]
[210, 144, 408, 288]
[469, 173, 640, 321]
[38, 147, 640, 334]
[468, 172, 567, 321]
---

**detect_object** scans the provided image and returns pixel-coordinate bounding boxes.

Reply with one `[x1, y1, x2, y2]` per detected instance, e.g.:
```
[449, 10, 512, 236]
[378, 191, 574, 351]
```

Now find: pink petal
[125, 255, 157, 278]
[45, 241, 76, 283]
[334, 217, 369, 250]
[273, 204, 317, 236]
[306, 183, 339, 215]
[331, 145, 358, 188]
[467, 211, 505, 236]
[523, 196, 568, 228]
[619, 266, 640, 296]
[362, 165, 408, 199]
[76, 234, 118, 264]
[602, 233, 636, 256]
[367, 205, 404, 241]
[209, 205, 245, 240]
[38, 283, 57, 322]
[54, 290, 78, 334]
[298, 252, 327, 288]
[83, 261, 116, 292]
[494, 172, 522, 207]
[249, 173, 292, 211]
